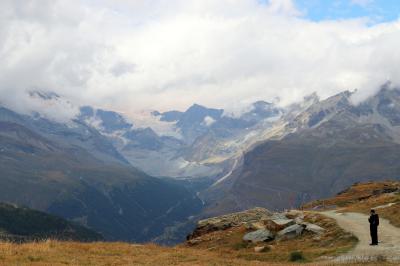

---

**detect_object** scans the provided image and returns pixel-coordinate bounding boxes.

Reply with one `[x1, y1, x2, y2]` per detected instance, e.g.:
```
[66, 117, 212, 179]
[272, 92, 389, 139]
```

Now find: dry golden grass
[0, 239, 394, 266]
[303, 181, 400, 210]
[0, 240, 276, 266]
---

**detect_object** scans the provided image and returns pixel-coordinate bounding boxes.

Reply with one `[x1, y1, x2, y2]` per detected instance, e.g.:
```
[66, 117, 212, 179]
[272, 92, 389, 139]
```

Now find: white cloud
[1, 0, 400, 119]
[203, 116, 216, 127]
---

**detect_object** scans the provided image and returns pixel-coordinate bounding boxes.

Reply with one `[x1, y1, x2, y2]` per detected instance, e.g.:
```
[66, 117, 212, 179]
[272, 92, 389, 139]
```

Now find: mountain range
[1, 86, 400, 243]
[0, 92, 203, 243]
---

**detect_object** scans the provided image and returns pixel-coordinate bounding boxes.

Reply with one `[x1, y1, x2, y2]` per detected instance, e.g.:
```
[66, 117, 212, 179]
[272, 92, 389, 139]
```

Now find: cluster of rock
[242, 210, 325, 243]
[187, 207, 272, 240]
[187, 208, 325, 245]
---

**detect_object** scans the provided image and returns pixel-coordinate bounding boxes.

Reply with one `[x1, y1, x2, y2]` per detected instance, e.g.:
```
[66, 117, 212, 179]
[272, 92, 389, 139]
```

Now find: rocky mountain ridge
[202, 86, 400, 216]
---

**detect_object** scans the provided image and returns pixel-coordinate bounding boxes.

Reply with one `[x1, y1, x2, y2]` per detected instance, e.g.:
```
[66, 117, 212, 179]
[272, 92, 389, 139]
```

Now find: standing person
[368, 209, 379, 245]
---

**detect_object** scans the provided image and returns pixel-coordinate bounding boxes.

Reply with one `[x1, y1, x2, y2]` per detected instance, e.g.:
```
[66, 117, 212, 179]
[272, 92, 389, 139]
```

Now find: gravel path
[322, 210, 400, 263]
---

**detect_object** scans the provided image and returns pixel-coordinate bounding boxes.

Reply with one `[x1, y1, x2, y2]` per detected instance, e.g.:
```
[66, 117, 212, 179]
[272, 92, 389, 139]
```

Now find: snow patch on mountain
[129, 111, 182, 139]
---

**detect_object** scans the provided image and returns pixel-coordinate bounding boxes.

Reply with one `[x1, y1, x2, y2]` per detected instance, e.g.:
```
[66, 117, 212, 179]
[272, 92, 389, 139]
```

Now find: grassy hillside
[0, 203, 102, 242]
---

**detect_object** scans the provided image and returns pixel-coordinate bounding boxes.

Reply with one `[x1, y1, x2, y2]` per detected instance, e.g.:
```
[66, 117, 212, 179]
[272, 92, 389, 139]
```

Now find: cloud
[110, 62, 136, 78]
[203, 116, 216, 127]
[1, 0, 400, 119]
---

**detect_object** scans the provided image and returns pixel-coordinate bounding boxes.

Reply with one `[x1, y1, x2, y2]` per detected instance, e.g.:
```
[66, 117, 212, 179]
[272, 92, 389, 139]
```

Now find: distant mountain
[175, 104, 224, 143]
[156, 110, 184, 122]
[202, 87, 400, 215]
[0, 104, 203, 244]
[131, 102, 283, 178]
[79, 106, 133, 133]
[0, 202, 103, 242]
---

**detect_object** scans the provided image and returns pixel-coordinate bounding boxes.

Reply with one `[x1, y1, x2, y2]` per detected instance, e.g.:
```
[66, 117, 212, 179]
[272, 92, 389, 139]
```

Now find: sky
[1, 0, 400, 119]
[295, 0, 400, 22]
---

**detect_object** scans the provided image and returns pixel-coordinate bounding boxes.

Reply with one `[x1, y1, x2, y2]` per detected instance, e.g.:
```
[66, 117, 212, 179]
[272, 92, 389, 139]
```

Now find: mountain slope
[203, 87, 400, 215]
[0, 107, 203, 243]
[0, 202, 103, 242]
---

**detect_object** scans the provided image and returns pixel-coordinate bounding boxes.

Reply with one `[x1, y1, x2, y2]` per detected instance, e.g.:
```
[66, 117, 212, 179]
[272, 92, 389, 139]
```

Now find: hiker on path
[368, 209, 379, 245]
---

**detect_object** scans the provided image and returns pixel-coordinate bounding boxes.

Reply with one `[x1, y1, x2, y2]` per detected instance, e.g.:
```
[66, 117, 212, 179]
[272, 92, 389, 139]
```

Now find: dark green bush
[289, 251, 305, 262]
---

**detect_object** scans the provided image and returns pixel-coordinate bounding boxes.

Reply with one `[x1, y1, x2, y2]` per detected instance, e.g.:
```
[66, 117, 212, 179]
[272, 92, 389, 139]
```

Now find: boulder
[271, 218, 294, 227]
[270, 213, 295, 227]
[187, 238, 202, 246]
[285, 210, 304, 219]
[264, 219, 285, 232]
[294, 217, 304, 224]
[244, 221, 266, 230]
[254, 246, 268, 252]
[243, 229, 274, 243]
[277, 224, 305, 240]
[303, 223, 325, 234]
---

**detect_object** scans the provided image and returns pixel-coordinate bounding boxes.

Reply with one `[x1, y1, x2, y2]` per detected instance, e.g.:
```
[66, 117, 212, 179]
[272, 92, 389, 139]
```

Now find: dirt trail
[322, 210, 400, 263]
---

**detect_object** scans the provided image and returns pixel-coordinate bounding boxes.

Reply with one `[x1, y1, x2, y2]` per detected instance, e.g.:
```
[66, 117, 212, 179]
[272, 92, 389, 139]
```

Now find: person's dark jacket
[369, 213, 379, 227]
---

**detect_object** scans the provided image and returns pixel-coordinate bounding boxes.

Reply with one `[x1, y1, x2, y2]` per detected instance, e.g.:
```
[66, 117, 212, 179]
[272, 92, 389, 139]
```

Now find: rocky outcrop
[187, 208, 327, 246]
[187, 207, 272, 240]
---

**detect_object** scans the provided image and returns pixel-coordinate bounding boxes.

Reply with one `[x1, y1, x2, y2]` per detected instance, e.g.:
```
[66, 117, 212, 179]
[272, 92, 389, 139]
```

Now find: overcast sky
[1, 0, 400, 116]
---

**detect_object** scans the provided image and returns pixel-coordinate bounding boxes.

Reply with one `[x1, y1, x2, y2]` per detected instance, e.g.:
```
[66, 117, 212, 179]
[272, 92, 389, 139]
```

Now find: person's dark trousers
[370, 225, 378, 245]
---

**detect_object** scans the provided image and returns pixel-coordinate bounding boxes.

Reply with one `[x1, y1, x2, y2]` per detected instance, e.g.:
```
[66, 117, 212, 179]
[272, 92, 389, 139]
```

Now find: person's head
[371, 209, 375, 214]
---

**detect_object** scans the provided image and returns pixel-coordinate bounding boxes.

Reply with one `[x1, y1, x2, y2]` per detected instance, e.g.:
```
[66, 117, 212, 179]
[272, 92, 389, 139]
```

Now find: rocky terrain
[187, 208, 326, 244]
[183, 207, 356, 263]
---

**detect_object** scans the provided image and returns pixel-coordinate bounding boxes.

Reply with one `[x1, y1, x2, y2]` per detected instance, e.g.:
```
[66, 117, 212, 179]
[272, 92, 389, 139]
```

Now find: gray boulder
[303, 222, 325, 234]
[294, 216, 304, 224]
[271, 218, 295, 227]
[269, 213, 295, 227]
[277, 224, 305, 240]
[243, 229, 274, 243]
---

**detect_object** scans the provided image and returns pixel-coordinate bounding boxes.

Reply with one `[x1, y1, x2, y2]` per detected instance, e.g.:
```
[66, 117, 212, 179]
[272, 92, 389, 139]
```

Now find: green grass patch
[289, 251, 306, 262]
